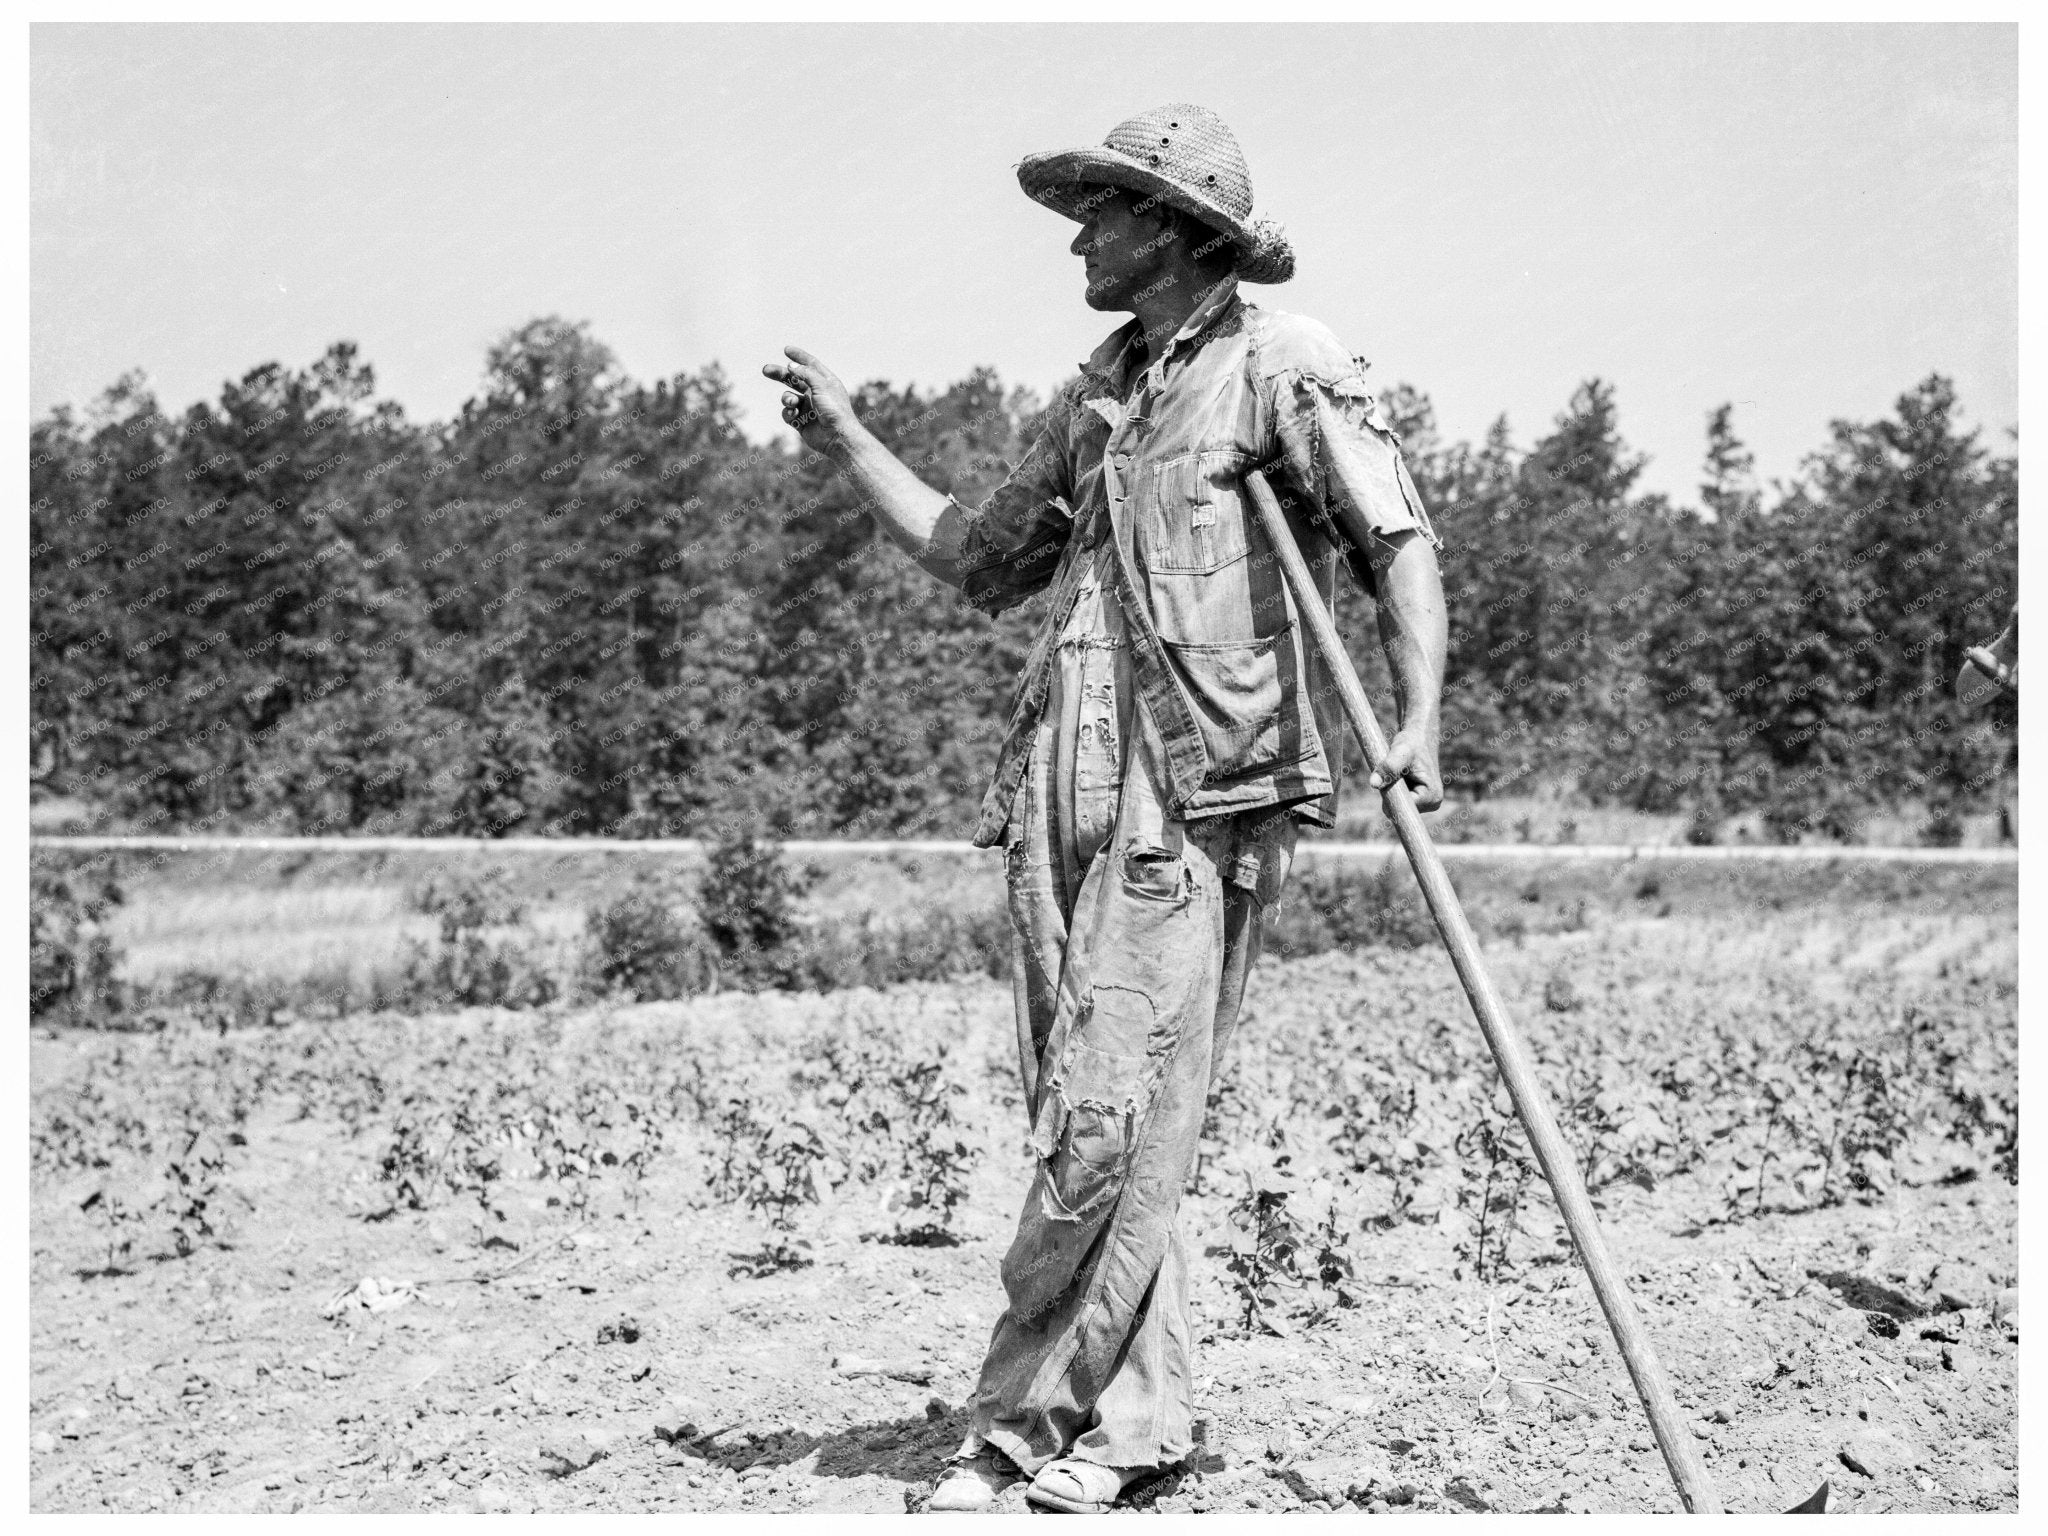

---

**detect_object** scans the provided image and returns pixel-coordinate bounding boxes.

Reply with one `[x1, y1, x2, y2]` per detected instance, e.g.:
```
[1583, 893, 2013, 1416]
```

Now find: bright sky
[32, 23, 2016, 506]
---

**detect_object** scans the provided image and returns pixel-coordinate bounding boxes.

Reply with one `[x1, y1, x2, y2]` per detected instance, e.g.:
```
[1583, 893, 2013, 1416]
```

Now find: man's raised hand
[762, 347, 858, 459]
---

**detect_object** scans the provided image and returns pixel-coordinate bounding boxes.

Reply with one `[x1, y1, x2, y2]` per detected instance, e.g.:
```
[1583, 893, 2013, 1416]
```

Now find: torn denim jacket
[955, 276, 1441, 848]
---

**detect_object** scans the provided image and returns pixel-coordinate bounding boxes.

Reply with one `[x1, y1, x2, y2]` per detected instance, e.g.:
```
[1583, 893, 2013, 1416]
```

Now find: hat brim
[1016, 146, 1294, 285]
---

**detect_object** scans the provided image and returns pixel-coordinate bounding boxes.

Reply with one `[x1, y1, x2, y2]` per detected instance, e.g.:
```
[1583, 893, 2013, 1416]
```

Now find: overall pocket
[1142, 451, 1253, 575]
[1161, 630, 1320, 783]
[1119, 838, 1189, 904]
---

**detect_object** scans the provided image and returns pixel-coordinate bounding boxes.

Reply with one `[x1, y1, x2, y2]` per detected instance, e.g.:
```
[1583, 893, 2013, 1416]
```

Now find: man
[764, 103, 1448, 1513]
[1955, 603, 2018, 839]
[1957, 604, 2018, 713]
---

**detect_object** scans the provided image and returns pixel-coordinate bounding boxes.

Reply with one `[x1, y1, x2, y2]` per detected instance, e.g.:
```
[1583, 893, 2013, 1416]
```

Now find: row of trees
[31, 318, 2017, 842]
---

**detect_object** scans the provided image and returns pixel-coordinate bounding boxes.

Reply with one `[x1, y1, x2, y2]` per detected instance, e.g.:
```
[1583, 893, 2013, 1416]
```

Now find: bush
[1919, 801, 1965, 848]
[31, 857, 124, 1024]
[402, 868, 558, 1010]
[1684, 800, 1721, 847]
[699, 826, 811, 989]
[586, 885, 715, 1000]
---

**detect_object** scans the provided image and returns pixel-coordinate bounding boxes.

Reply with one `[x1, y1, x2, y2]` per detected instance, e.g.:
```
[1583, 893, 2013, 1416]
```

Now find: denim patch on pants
[965, 716, 1291, 1476]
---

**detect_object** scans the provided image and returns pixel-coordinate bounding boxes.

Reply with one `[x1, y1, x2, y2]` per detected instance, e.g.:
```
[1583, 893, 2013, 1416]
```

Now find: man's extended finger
[783, 345, 824, 372]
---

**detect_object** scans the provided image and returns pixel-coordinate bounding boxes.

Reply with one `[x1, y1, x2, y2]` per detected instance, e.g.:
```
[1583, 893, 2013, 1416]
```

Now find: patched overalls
[965, 422, 1295, 1478]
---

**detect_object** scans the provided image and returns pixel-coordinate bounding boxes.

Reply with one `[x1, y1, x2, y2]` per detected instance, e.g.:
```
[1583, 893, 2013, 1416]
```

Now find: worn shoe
[925, 1446, 1021, 1512]
[1024, 1458, 1145, 1513]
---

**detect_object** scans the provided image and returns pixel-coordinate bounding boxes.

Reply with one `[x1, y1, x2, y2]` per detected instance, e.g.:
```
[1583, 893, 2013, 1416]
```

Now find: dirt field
[29, 870, 2018, 1515]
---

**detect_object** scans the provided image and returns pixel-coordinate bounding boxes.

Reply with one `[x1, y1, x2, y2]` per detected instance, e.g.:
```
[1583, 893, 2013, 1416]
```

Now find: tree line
[30, 318, 2018, 844]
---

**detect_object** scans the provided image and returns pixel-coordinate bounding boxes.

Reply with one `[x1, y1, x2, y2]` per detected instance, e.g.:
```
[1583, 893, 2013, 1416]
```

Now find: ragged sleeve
[955, 394, 1080, 616]
[1259, 316, 1442, 557]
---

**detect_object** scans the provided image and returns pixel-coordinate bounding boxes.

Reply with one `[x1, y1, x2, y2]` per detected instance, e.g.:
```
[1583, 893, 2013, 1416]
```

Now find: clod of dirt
[1444, 1476, 1493, 1511]
[595, 1315, 642, 1344]
[1942, 1344, 1982, 1377]
[1709, 1399, 1738, 1424]
[1508, 1381, 1547, 1412]
[1279, 1457, 1360, 1506]
[1991, 1288, 2018, 1328]
[652, 1394, 710, 1444]
[1839, 1431, 1901, 1480]
[1825, 1308, 1869, 1340]
[538, 1426, 614, 1475]
[831, 1353, 932, 1385]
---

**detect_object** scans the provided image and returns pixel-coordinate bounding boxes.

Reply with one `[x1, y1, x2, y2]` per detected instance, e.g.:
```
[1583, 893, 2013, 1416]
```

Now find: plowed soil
[30, 923, 2017, 1515]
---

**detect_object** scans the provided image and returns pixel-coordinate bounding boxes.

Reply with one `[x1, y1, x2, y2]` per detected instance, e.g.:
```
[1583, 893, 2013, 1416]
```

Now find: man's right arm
[763, 345, 1074, 612]
[828, 420, 979, 589]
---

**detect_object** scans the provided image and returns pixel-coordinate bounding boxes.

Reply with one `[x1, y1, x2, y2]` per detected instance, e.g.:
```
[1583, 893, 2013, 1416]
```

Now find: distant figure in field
[764, 104, 1447, 1513]
[1955, 603, 2018, 840]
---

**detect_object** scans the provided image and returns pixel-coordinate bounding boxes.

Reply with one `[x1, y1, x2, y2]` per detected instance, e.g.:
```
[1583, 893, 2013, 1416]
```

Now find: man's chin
[1083, 278, 1128, 312]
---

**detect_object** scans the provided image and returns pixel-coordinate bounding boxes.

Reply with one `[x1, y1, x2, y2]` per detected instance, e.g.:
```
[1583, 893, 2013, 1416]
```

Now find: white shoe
[926, 1447, 1020, 1512]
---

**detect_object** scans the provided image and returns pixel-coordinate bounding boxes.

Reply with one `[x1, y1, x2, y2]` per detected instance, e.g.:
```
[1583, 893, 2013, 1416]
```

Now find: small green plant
[1223, 1156, 1311, 1336]
[78, 1185, 146, 1273]
[445, 1091, 511, 1238]
[532, 1087, 607, 1222]
[378, 1109, 441, 1212]
[1302, 1179, 1358, 1318]
[157, 1116, 237, 1258]
[1453, 1108, 1537, 1282]
[1191, 1069, 1247, 1196]
[716, 1098, 828, 1275]
[881, 1048, 980, 1246]
[613, 1099, 667, 1214]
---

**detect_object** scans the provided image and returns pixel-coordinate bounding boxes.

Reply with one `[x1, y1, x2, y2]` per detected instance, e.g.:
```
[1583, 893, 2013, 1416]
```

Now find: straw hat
[1016, 103, 1294, 285]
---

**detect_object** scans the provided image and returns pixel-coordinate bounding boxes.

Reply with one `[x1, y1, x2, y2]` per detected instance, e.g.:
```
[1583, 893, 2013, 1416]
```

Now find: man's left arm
[1272, 364, 1448, 809]
[1359, 529, 1447, 810]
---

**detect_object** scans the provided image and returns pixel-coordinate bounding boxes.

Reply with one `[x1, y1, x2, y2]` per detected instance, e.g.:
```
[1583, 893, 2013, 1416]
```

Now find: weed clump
[31, 857, 124, 1024]
[701, 825, 811, 989]
[585, 882, 713, 1000]
[404, 868, 559, 1009]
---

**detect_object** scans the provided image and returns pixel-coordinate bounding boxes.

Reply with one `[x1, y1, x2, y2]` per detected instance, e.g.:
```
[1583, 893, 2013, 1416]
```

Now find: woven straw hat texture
[1017, 103, 1295, 284]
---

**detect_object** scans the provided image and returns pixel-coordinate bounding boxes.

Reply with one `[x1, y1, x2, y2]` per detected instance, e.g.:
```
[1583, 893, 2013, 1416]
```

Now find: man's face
[1069, 186, 1178, 312]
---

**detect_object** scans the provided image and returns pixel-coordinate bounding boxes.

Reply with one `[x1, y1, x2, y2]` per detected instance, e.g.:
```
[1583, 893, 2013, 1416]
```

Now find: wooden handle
[1245, 470, 1724, 1514]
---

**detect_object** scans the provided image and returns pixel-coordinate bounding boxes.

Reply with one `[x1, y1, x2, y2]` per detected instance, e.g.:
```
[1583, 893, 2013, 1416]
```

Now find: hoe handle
[1245, 470, 1723, 1514]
